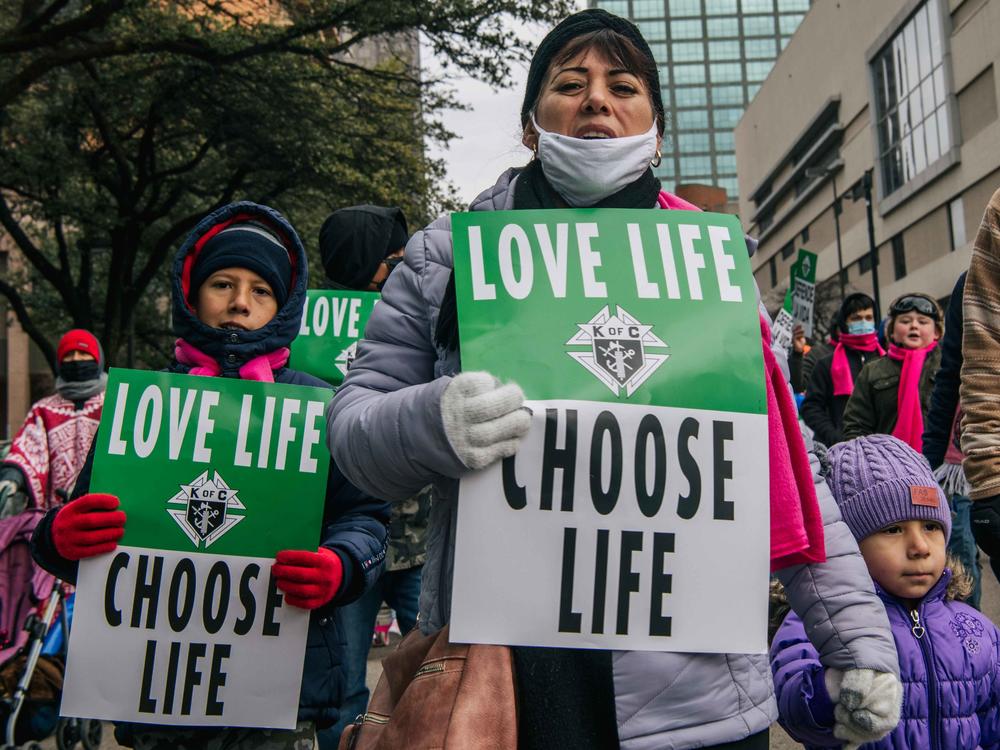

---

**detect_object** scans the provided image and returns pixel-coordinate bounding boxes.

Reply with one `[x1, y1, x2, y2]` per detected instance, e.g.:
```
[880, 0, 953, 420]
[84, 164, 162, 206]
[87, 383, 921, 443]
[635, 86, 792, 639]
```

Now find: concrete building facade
[736, 0, 1000, 317]
[591, 0, 812, 198]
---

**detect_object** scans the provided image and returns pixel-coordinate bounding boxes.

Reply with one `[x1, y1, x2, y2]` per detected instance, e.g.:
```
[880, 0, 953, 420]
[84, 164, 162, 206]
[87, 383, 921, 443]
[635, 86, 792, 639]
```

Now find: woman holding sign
[330, 10, 900, 750]
[31, 202, 389, 749]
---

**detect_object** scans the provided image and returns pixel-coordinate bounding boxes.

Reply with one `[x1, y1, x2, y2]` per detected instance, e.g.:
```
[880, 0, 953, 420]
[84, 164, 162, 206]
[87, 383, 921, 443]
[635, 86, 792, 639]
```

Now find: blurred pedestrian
[842, 293, 943, 449]
[922, 272, 981, 609]
[801, 293, 882, 447]
[318, 205, 429, 748]
[0, 329, 106, 517]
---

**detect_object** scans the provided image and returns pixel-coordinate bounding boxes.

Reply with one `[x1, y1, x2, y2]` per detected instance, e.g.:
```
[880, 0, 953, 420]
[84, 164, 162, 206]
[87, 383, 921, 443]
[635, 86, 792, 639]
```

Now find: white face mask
[532, 115, 659, 207]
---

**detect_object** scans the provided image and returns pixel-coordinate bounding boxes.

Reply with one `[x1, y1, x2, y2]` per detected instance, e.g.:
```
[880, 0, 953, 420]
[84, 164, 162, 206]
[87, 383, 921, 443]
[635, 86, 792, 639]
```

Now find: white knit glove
[825, 668, 903, 749]
[440, 372, 531, 470]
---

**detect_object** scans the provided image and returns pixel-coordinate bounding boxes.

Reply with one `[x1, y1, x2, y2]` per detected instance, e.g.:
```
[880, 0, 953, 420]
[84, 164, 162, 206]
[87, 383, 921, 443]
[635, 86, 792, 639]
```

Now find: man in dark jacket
[923, 272, 981, 607]
[801, 293, 881, 447]
[31, 202, 389, 749]
[319, 205, 429, 747]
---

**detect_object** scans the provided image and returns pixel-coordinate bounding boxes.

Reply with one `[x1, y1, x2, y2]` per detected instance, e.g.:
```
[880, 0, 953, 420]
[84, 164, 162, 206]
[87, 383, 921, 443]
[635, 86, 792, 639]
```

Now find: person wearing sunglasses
[319, 205, 409, 292]
[842, 293, 943, 451]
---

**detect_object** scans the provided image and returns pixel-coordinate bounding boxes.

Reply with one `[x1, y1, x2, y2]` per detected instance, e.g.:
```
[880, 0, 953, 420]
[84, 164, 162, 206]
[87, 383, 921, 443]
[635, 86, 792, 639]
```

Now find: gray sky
[424, 6, 583, 205]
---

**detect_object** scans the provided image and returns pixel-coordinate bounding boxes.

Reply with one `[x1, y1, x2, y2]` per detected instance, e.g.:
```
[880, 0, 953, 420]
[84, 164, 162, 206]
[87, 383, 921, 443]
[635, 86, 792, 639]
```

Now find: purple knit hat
[827, 434, 951, 541]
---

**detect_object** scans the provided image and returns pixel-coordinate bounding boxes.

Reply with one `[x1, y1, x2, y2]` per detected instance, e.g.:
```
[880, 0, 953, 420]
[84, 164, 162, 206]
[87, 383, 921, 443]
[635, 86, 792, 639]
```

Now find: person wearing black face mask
[0, 329, 106, 516]
[316, 204, 428, 749]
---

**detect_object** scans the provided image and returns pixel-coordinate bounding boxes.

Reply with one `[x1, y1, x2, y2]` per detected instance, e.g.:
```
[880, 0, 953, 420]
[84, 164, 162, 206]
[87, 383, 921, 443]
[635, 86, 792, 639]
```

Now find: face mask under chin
[532, 115, 659, 207]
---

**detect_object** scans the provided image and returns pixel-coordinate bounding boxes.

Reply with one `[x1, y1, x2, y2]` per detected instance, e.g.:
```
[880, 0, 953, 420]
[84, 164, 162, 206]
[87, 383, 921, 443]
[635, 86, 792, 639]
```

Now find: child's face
[891, 312, 938, 349]
[858, 519, 946, 602]
[195, 267, 278, 331]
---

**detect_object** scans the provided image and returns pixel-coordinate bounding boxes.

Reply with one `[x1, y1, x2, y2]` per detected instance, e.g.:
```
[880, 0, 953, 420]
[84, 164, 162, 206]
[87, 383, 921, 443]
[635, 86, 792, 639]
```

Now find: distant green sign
[289, 290, 379, 385]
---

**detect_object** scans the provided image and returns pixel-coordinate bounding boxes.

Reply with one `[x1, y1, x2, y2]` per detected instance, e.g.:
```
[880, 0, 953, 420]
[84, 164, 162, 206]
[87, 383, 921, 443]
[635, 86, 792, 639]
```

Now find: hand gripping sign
[449, 209, 770, 654]
[61, 370, 329, 729]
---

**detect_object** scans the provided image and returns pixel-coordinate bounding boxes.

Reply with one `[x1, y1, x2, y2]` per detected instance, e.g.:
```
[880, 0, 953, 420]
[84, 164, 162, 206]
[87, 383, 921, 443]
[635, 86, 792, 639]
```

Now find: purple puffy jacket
[770, 568, 1000, 749]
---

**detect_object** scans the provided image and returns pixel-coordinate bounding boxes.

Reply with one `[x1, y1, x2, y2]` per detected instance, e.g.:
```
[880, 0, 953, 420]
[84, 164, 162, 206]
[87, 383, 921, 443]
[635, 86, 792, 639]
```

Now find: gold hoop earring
[651, 150, 662, 168]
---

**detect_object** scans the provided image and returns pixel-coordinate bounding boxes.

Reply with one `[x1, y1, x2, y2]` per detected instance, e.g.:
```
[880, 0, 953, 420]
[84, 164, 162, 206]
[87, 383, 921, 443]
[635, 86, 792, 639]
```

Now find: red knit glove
[52, 493, 127, 561]
[272, 547, 343, 610]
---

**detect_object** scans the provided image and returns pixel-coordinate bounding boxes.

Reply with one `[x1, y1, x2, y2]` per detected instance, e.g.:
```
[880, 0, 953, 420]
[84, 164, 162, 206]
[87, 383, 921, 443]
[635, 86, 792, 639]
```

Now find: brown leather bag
[338, 625, 517, 750]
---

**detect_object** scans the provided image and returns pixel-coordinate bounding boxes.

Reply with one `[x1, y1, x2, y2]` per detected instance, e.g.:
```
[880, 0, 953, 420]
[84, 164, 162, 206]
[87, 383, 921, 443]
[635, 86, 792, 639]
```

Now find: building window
[801, 225, 810, 243]
[678, 132, 712, 151]
[746, 61, 773, 81]
[779, 13, 805, 34]
[677, 109, 710, 129]
[759, 211, 774, 232]
[706, 0, 738, 13]
[777, 0, 809, 9]
[871, 0, 951, 197]
[859, 254, 872, 274]
[673, 41, 705, 62]
[708, 40, 741, 60]
[713, 108, 743, 129]
[655, 159, 675, 178]
[633, 0, 667, 18]
[948, 197, 966, 249]
[745, 38, 778, 59]
[747, 83, 761, 98]
[712, 84, 745, 105]
[741, 0, 774, 11]
[716, 153, 737, 172]
[675, 87, 709, 107]
[680, 155, 713, 175]
[714, 132, 735, 150]
[780, 242, 795, 260]
[595, 0, 630, 13]
[710, 62, 743, 82]
[673, 63, 707, 84]
[636, 19, 668, 39]
[743, 15, 775, 36]
[649, 45, 668, 62]
[707, 17, 739, 36]
[671, 19, 703, 38]
[769, 256, 778, 287]
[718, 176, 738, 194]
[669, 0, 703, 15]
[891, 234, 906, 280]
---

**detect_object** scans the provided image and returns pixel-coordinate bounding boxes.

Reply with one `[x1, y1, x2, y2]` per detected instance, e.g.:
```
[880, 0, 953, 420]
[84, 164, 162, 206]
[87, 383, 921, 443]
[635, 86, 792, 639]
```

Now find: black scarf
[434, 163, 661, 353]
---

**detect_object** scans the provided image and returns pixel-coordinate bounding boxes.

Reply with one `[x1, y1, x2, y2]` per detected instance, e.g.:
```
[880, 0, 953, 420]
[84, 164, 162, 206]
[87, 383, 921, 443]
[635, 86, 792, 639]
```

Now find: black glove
[970, 495, 1000, 582]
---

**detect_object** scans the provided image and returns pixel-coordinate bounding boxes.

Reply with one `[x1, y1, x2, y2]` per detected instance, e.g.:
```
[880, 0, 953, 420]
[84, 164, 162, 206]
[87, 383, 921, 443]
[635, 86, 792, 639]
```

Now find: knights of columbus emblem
[566, 305, 669, 398]
[335, 341, 358, 377]
[167, 470, 245, 549]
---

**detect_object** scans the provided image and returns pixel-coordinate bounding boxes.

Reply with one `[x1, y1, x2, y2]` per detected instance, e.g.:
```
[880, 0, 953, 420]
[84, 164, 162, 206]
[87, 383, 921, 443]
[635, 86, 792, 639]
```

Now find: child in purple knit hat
[770, 434, 1000, 750]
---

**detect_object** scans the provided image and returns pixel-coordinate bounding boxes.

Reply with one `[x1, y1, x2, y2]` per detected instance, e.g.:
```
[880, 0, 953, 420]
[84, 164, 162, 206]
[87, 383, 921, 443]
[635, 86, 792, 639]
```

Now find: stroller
[0, 509, 101, 750]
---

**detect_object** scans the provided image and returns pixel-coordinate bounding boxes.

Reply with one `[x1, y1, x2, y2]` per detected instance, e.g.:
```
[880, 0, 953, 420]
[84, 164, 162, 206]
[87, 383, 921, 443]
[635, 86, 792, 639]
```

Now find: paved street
[43, 555, 1000, 750]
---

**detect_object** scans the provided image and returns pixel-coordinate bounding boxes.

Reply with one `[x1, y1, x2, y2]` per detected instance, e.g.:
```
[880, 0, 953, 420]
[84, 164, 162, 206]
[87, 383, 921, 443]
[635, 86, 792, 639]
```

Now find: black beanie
[319, 205, 409, 290]
[190, 222, 293, 306]
[521, 9, 664, 134]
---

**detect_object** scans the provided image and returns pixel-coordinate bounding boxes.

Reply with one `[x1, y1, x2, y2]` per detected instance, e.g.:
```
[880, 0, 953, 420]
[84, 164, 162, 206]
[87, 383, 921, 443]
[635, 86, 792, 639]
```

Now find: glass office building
[588, 0, 811, 197]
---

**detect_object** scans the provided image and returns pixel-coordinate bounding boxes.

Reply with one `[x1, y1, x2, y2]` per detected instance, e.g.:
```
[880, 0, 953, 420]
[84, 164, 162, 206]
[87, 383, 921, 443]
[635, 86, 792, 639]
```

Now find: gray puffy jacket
[328, 169, 898, 749]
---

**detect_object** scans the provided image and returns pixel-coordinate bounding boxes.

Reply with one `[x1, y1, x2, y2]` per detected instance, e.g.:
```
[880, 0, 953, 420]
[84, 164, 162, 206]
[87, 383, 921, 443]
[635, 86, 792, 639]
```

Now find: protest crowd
[1, 7, 999, 750]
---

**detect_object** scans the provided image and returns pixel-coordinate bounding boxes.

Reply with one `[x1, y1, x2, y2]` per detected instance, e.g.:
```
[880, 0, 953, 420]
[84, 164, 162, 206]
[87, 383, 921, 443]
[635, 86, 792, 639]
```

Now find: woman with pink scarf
[801, 293, 883, 447]
[842, 293, 944, 451]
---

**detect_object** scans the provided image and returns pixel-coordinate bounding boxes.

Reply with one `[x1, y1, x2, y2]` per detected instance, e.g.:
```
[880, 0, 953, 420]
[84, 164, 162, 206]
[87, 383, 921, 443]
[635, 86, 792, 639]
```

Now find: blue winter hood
[171, 201, 308, 372]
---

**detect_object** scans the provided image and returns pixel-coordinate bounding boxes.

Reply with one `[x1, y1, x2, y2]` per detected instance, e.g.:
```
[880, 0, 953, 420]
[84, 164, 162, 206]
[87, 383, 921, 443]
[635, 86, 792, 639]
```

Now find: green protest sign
[62, 369, 331, 729]
[790, 248, 818, 338]
[448, 209, 770, 654]
[288, 290, 379, 385]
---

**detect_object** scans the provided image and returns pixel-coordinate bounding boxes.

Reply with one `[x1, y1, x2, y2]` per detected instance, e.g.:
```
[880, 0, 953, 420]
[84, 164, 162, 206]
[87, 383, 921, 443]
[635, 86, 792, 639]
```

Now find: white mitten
[825, 668, 903, 749]
[440, 372, 531, 470]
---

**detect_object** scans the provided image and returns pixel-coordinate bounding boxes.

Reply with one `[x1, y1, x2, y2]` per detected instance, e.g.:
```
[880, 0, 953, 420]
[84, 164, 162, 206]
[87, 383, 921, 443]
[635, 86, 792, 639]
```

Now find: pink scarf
[831, 333, 885, 396]
[174, 339, 289, 383]
[658, 190, 825, 569]
[887, 341, 938, 452]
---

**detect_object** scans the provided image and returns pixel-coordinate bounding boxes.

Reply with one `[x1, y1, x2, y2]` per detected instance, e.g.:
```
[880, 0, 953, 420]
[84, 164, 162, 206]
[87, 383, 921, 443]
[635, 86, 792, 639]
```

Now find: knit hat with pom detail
[827, 434, 951, 541]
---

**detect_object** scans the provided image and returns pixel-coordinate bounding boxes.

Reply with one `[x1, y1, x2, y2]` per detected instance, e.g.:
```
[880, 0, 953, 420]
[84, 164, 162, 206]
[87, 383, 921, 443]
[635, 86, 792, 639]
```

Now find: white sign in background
[450, 400, 770, 654]
[62, 547, 310, 729]
[791, 279, 816, 339]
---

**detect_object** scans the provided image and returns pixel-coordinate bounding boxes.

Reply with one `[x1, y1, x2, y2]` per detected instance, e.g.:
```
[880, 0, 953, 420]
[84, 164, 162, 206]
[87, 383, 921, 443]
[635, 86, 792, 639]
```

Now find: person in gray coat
[328, 9, 901, 750]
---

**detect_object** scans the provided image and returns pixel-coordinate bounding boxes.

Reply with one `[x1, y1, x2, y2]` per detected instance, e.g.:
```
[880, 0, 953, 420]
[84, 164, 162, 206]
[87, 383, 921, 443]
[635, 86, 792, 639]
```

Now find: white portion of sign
[451, 400, 769, 654]
[62, 546, 309, 729]
[772, 308, 795, 352]
[791, 279, 816, 339]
